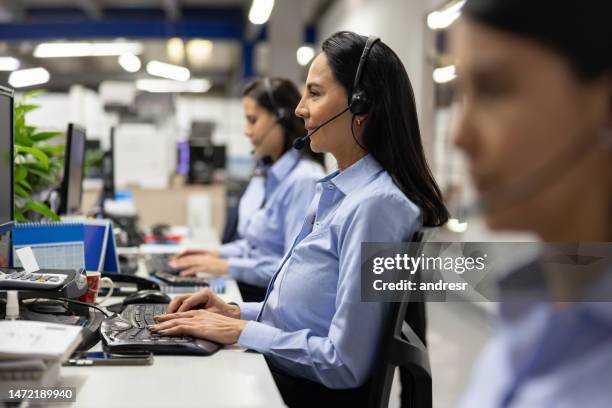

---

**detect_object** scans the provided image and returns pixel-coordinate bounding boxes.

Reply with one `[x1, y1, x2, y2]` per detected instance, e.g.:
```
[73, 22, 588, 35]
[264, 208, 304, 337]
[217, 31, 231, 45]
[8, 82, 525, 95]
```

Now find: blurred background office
[0, 1, 521, 406]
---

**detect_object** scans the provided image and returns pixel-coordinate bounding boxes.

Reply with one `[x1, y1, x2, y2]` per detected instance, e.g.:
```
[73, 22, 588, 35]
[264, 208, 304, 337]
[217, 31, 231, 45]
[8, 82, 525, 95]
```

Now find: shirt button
[327, 183, 334, 190]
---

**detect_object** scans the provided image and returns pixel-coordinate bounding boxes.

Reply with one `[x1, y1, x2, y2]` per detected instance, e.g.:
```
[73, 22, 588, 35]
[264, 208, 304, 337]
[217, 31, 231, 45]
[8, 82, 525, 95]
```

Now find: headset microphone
[293, 107, 350, 150]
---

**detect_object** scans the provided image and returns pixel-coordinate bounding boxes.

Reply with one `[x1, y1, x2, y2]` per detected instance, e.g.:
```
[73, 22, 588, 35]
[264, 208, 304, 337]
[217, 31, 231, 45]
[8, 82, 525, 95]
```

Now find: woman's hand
[166, 287, 240, 318]
[150, 309, 247, 345]
[169, 254, 229, 277]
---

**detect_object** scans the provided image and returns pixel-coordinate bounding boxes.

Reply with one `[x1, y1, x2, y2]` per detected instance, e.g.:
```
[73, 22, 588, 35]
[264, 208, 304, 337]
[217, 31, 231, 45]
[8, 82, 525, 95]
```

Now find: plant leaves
[14, 133, 34, 147]
[22, 90, 45, 102]
[23, 201, 60, 221]
[16, 104, 38, 114]
[40, 144, 65, 156]
[31, 131, 64, 142]
[16, 145, 49, 169]
[24, 167, 56, 183]
[16, 178, 32, 190]
[14, 184, 30, 198]
[15, 212, 28, 223]
[14, 166, 27, 182]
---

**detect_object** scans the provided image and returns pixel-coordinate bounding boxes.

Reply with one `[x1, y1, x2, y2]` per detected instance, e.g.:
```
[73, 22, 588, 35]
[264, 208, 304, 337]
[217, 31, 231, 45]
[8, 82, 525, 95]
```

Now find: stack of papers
[0, 320, 82, 362]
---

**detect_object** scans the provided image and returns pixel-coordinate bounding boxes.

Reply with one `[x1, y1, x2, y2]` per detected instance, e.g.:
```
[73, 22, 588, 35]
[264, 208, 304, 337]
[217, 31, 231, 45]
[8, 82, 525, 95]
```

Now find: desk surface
[58, 244, 285, 408]
[59, 348, 284, 408]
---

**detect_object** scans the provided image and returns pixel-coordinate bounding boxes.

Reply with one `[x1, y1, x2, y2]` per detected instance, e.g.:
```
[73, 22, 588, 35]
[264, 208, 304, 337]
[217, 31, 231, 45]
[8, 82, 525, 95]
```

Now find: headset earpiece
[349, 90, 372, 116]
[264, 77, 290, 130]
[348, 36, 380, 116]
[275, 107, 291, 129]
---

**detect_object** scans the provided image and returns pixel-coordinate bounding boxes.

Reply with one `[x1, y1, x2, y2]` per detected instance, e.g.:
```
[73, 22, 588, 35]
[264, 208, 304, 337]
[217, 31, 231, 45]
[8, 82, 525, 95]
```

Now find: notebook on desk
[12, 222, 85, 270]
[12, 220, 120, 273]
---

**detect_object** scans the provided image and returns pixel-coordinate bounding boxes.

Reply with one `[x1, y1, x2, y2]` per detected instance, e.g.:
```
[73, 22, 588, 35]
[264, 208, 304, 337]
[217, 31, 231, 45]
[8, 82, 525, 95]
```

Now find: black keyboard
[152, 271, 211, 287]
[101, 303, 221, 356]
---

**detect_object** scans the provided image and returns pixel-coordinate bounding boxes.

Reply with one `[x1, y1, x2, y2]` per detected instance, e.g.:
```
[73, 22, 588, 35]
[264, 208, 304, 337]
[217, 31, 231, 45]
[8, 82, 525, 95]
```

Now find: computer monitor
[58, 124, 86, 215]
[102, 127, 115, 199]
[0, 85, 14, 268]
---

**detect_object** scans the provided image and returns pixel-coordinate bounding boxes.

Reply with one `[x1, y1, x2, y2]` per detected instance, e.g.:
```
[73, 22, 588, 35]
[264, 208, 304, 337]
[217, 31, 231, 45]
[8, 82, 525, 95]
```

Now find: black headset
[263, 77, 291, 129]
[349, 36, 380, 116]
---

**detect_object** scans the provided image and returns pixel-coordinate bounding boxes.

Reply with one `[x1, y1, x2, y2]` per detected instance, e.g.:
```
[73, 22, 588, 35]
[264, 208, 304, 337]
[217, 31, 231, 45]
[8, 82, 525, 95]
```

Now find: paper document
[0, 320, 82, 362]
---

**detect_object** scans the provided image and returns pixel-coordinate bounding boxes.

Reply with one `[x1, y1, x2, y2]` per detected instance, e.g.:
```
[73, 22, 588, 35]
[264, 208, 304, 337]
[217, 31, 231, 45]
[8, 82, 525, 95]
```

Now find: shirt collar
[267, 149, 300, 184]
[317, 154, 384, 196]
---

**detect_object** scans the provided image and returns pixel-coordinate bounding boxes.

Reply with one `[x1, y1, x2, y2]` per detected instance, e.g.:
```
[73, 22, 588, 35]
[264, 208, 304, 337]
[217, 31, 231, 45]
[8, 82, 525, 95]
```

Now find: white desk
[58, 242, 285, 408]
[58, 350, 284, 408]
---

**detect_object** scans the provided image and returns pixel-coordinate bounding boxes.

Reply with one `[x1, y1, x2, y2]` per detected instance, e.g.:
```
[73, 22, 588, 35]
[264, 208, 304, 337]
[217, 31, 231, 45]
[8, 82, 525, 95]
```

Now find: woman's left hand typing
[150, 309, 247, 345]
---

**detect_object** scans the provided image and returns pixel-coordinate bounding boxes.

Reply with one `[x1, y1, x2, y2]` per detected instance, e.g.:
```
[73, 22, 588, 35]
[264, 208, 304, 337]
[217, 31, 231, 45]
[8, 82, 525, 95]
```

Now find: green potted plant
[13, 90, 65, 222]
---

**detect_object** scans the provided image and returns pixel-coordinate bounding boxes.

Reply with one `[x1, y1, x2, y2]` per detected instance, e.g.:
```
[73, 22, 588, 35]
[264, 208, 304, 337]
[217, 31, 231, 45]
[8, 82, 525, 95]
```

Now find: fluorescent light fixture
[249, 0, 275, 25]
[136, 79, 212, 93]
[167, 38, 185, 64]
[186, 39, 213, 67]
[146, 60, 190, 81]
[34, 42, 144, 58]
[296, 46, 315, 66]
[0, 57, 20, 71]
[446, 218, 468, 233]
[427, 0, 465, 30]
[9, 67, 50, 88]
[433, 65, 456, 83]
[118, 53, 142, 73]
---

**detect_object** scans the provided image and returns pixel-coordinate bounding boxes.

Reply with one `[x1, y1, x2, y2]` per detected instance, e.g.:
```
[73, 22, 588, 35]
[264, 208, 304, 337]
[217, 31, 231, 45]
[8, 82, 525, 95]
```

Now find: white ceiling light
[427, 0, 465, 30]
[34, 42, 144, 58]
[9, 67, 50, 88]
[433, 65, 456, 83]
[186, 39, 214, 68]
[167, 38, 185, 64]
[296, 46, 315, 66]
[146, 61, 191, 81]
[0, 57, 20, 71]
[136, 79, 212, 93]
[118, 53, 142, 73]
[249, 0, 275, 25]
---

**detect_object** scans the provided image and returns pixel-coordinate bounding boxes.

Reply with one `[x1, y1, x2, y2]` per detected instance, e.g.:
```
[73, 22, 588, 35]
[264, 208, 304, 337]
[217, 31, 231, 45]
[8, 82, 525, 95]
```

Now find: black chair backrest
[368, 230, 432, 408]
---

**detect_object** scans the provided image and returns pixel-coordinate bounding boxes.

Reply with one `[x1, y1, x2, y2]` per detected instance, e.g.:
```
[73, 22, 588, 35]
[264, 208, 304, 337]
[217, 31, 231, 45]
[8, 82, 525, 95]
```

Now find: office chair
[368, 230, 432, 408]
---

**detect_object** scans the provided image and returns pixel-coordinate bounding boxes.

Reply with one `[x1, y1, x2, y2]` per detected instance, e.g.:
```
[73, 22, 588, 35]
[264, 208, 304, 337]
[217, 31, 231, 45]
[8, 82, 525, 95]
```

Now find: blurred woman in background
[453, 0, 611, 406]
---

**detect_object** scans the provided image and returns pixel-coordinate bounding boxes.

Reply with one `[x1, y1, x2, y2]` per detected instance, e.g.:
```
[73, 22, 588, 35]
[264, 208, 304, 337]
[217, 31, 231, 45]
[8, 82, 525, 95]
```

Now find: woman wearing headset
[171, 78, 325, 301]
[152, 31, 448, 405]
[453, 0, 611, 406]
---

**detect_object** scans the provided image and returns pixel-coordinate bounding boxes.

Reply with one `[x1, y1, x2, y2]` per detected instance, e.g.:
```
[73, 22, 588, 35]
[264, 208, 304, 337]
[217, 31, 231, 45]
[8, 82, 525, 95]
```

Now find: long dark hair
[322, 31, 448, 227]
[242, 77, 324, 166]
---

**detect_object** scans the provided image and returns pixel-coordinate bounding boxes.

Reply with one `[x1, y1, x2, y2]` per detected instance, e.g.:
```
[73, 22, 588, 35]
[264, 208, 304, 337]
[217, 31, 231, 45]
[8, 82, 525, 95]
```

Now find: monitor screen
[0, 86, 14, 267]
[102, 127, 115, 199]
[0, 86, 13, 228]
[59, 124, 86, 215]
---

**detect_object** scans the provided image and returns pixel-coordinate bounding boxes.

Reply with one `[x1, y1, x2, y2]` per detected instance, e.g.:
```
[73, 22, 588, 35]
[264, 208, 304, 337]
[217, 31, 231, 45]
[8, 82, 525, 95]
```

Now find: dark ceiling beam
[76, 0, 103, 20]
[0, 20, 243, 41]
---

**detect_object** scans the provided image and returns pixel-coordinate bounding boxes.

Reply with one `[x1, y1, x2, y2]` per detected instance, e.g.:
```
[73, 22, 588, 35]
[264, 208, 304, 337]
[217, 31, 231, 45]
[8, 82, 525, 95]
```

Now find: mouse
[123, 290, 171, 306]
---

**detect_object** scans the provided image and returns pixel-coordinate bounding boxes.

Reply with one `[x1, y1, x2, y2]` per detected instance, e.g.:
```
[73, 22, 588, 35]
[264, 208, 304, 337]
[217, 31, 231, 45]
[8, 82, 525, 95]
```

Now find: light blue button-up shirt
[236, 171, 265, 238]
[218, 150, 325, 288]
[236, 154, 422, 389]
[460, 263, 612, 407]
